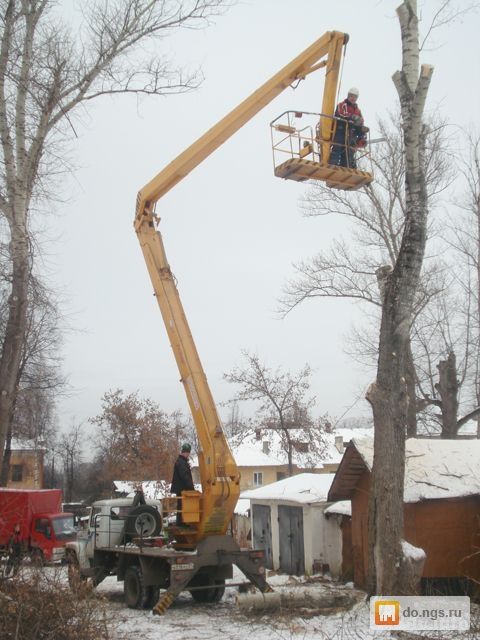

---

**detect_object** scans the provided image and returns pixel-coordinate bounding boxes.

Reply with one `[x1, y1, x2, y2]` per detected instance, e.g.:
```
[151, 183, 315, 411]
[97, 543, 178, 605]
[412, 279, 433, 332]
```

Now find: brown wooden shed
[328, 437, 480, 592]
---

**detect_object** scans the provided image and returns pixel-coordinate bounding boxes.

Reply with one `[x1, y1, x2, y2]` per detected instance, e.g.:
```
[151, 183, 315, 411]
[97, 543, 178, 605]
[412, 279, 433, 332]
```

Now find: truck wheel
[125, 505, 162, 539]
[190, 578, 225, 603]
[124, 565, 150, 609]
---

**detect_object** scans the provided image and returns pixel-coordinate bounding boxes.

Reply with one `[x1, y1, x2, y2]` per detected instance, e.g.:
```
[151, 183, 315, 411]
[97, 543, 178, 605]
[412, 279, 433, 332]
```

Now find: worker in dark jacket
[329, 87, 368, 169]
[170, 443, 194, 525]
[132, 483, 146, 507]
[6, 523, 22, 576]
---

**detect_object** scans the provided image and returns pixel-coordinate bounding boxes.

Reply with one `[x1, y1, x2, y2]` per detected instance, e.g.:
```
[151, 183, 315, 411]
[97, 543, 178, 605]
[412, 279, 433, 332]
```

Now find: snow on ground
[94, 567, 392, 640]
[6, 565, 480, 639]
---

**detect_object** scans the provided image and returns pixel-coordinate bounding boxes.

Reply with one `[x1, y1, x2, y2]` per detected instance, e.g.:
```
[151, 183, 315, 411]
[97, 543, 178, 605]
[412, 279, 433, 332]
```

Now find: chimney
[334, 435, 344, 454]
[262, 440, 270, 455]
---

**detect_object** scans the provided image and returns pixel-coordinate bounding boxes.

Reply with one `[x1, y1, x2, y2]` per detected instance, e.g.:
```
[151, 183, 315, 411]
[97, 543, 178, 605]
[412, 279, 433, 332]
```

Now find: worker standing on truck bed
[132, 483, 146, 507]
[170, 443, 194, 526]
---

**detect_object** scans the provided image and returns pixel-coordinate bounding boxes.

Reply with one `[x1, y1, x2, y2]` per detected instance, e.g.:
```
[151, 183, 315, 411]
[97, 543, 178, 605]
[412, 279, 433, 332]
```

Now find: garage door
[278, 505, 305, 575]
[252, 504, 273, 569]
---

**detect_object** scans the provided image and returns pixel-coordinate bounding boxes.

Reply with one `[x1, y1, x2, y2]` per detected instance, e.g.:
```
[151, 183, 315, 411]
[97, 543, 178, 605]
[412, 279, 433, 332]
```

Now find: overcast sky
[48, 0, 480, 437]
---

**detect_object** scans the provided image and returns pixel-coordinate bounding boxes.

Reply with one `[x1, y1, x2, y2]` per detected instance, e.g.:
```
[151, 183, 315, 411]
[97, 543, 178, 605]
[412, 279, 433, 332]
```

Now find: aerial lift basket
[271, 111, 374, 191]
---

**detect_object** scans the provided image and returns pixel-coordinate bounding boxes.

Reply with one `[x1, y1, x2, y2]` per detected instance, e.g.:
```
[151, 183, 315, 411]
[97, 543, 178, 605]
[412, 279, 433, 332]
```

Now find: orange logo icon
[374, 600, 400, 626]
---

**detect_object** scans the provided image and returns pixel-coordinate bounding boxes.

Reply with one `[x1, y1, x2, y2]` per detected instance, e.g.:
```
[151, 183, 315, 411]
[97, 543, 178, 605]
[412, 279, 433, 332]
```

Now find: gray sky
[49, 0, 480, 435]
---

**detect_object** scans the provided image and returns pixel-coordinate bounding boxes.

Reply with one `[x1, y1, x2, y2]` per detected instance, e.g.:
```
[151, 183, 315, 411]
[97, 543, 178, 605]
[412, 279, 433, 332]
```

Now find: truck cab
[30, 512, 76, 562]
[66, 498, 162, 581]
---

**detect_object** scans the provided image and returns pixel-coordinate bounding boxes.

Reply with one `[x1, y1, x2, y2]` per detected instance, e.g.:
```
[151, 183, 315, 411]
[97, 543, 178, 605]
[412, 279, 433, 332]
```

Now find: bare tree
[223, 351, 327, 475]
[449, 131, 480, 433]
[281, 110, 480, 439]
[59, 421, 83, 503]
[0, 0, 231, 482]
[0, 273, 65, 483]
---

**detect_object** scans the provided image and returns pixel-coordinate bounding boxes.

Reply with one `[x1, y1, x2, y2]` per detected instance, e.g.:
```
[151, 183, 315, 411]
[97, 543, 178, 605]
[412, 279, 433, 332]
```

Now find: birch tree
[0, 0, 230, 482]
[366, 0, 434, 594]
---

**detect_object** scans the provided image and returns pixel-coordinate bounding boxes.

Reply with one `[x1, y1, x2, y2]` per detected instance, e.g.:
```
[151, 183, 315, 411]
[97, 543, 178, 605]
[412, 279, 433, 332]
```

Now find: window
[276, 471, 286, 481]
[253, 472, 263, 487]
[11, 464, 23, 482]
[35, 518, 51, 539]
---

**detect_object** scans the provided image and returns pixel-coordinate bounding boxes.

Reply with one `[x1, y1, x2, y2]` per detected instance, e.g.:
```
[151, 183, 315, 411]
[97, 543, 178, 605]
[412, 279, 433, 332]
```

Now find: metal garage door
[252, 504, 273, 569]
[278, 505, 305, 575]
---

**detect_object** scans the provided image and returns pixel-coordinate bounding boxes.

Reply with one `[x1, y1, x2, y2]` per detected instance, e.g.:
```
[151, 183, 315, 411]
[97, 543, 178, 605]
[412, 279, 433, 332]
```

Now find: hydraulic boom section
[135, 30, 372, 547]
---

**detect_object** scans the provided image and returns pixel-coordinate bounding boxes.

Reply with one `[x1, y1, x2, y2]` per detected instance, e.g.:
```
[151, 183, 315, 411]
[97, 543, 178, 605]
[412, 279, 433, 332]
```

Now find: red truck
[0, 488, 76, 563]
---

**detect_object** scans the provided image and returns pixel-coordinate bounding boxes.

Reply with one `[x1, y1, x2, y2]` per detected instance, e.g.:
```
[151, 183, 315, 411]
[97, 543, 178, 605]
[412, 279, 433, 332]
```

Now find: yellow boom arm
[135, 31, 347, 542]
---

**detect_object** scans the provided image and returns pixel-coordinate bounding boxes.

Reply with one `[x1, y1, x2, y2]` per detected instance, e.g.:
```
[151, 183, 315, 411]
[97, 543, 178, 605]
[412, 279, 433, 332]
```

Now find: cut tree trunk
[366, 0, 433, 595]
[436, 352, 459, 438]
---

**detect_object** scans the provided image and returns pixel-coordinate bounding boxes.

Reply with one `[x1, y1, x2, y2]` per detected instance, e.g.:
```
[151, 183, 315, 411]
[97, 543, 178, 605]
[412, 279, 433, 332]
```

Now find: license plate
[171, 562, 195, 571]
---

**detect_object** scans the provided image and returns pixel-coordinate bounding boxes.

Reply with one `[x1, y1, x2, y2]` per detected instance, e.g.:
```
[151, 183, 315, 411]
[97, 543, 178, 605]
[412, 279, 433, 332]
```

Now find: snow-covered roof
[324, 500, 352, 517]
[230, 427, 373, 469]
[333, 437, 480, 503]
[240, 472, 335, 505]
[230, 443, 286, 467]
[189, 426, 374, 471]
[190, 443, 291, 469]
[113, 480, 171, 499]
[234, 498, 251, 516]
[11, 438, 45, 452]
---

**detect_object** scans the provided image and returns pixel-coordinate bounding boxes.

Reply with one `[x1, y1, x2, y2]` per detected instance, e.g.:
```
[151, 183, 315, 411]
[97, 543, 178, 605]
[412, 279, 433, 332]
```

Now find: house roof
[324, 500, 352, 517]
[11, 438, 45, 452]
[190, 443, 286, 469]
[189, 427, 375, 471]
[235, 498, 251, 516]
[240, 472, 335, 505]
[328, 437, 480, 503]
[113, 480, 171, 499]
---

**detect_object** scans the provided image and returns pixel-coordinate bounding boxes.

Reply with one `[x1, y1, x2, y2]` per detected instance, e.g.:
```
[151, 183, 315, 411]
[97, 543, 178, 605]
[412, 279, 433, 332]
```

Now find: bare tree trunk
[367, 0, 433, 595]
[0, 423, 12, 486]
[436, 352, 459, 438]
[0, 222, 30, 484]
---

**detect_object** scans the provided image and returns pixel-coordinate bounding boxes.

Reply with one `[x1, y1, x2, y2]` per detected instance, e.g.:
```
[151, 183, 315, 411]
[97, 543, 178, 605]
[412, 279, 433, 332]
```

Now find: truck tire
[125, 505, 162, 539]
[190, 578, 225, 603]
[124, 565, 150, 609]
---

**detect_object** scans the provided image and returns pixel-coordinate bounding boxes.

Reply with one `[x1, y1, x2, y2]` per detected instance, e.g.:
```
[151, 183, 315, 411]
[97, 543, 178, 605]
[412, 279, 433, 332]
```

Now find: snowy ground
[5, 564, 480, 639]
[94, 569, 480, 640]
[95, 569, 392, 640]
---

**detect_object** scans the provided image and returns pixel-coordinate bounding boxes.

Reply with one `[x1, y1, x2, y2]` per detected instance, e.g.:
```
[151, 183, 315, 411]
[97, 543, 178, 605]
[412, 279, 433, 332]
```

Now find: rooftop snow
[190, 443, 286, 469]
[352, 437, 480, 502]
[240, 472, 335, 504]
[234, 498, 251, 516]
[324, 500, 352, 517]
[113, 480, 171, 499]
